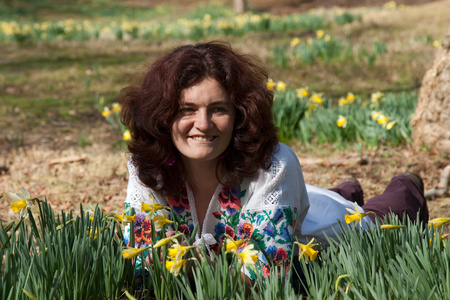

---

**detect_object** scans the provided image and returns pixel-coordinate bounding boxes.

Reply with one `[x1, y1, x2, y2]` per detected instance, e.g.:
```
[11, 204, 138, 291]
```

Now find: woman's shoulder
[243, 142, 307, 209]
[126, 156, 165, 206]
[269, 142, 302, 170]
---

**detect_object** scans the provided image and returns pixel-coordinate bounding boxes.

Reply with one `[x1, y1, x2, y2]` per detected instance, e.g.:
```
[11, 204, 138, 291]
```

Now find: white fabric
[300, 185, 372, 245]
[125, 142, 371, 246]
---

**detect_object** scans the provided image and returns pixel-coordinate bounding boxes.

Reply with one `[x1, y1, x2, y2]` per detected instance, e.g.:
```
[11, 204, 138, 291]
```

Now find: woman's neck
[182, 158, 222, 193]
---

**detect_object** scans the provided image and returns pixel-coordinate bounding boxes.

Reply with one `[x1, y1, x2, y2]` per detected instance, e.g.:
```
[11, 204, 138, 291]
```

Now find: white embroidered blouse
[123, 142, 371, 275]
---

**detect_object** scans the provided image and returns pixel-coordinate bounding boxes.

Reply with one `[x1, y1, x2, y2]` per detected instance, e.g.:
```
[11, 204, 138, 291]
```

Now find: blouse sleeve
[124, 157, 166, 250]
[240, 143, 309, 273]
[125, 158, 150, 213]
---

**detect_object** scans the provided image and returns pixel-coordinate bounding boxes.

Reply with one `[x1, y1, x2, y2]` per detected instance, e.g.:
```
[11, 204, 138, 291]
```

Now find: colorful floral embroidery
[167, 185, 194, 236]
[213, 181, 245, 241]
[218, 182, 244, 215]
[168, 185, 190, 214]
[134, 213, 152, 247]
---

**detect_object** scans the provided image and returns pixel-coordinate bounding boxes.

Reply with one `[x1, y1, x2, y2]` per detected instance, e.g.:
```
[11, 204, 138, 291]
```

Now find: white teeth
[192, 136, 214, 141]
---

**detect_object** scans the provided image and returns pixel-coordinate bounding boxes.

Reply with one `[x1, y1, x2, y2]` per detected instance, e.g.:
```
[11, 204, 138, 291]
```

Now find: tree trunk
[233, 0, 247, 14]
[410, 28, 450, 154]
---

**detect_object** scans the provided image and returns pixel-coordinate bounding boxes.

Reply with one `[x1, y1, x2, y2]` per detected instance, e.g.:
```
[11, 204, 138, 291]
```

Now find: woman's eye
[212, 107, 226, 113]
[180, 107, 195, 114]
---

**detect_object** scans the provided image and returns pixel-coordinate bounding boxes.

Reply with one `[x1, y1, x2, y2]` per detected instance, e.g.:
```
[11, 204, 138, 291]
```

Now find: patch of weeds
[0, 0, 172, 21]
[334, 12, 362, 26]
[78, 130, 90, 148]
[0, 96, 95, 124]
[380, 152, 393, 158]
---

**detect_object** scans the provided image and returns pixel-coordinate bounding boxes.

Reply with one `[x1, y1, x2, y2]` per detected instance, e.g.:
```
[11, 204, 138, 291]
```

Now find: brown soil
[134, 0, 441, 14]
[248, 0, 440, 14]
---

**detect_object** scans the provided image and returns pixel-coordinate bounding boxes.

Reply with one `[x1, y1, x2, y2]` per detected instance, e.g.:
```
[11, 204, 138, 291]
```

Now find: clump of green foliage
[2, 189, 449, 299]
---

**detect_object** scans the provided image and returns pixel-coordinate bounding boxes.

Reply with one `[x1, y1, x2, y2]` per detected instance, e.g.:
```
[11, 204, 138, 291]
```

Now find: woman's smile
[191, 136, 215, 142]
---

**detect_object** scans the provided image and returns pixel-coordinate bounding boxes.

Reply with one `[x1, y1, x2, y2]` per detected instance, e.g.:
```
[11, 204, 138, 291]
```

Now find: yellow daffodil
[377, 115, 388, 125]
[290, 37, 301, 48]
[84, 207, 106, 222]
[429, 218, 450, 228]
[123, 130, 131, 141]
[168, 243, 198, 260]
[114, 213, 136, 224]
[112, 103, 121, 112]
[267, 78, 275, 90]
[276, 81, 286, 91]
[336, 115, 347, 128]
[88, 229, 98, 239]
[10, 187, 34, 219]
[346, 92, 356, 102]
[371, 92, 384, 103]
[225, 238, 245, 253]
[153, 213, 174, 231]
[141, 199, 168, 216]
[432, 40, 441, 48]
[386, 121, 396, 130]
[166, 258, 190, 276]
[11, 200, 27, 213]
[338, 97, 348, 107]
[296, 87, 309, 98]
[236, 244, 259, 267]
[441, 234, 449, 248]
[380, 224, 406, 230]
[371, 111, 381, 120]
[295, 238, 319, 263]
[122, 246, 151, 259]
[345, 202, 371, 227]
[430, 233, 449, 247]
[308, 104, 316, 112]
[102, 107, 111, 118]
[316, 30, 324, 39]
[309, 93, 323, 104]
[324, 34, 331, 42]
[88, 227, 106, 239]
[153, 233, 183, 248]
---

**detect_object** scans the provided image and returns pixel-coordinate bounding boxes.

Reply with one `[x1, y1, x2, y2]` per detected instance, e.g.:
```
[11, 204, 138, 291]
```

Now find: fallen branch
[425, 165, 450, 200]
[48, 155, 89, 167]
[300, 155, 370, 167]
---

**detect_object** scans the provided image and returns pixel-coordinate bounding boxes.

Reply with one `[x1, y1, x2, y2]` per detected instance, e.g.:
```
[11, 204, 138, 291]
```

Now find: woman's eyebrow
[180, 99, 229, 106]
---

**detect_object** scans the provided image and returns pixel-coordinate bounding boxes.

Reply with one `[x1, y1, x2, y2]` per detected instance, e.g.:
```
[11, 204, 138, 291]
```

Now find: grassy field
[1, 0, 449, 224]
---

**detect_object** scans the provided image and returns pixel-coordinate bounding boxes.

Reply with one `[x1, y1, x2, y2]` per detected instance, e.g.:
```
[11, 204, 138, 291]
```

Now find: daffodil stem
[129, 207, 135, 247]
[28, 208, 40, 239]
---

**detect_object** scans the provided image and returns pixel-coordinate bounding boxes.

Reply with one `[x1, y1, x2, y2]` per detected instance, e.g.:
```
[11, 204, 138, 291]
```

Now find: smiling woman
[118, 42, 429, 290]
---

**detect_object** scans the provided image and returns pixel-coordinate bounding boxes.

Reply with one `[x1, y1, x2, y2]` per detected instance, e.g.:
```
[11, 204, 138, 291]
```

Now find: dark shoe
[334, 177, 364, 206]
[402, 172, 424, 197]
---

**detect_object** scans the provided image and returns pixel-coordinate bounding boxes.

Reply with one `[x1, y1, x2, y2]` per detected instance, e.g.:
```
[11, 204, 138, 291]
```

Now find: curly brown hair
[120, 41, 278, 196]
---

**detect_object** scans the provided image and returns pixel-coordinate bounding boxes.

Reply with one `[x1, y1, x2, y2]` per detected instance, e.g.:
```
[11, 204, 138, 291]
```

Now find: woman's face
[171, 78, 235, 165]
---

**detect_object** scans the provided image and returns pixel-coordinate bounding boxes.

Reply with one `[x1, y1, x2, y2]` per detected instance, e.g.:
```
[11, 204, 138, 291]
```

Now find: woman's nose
[195, 110, 212, 130]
